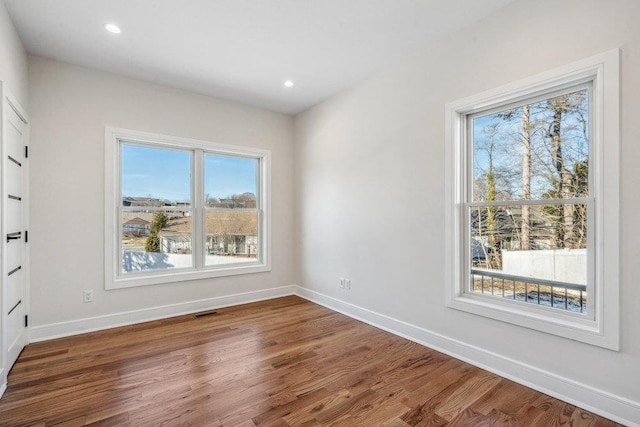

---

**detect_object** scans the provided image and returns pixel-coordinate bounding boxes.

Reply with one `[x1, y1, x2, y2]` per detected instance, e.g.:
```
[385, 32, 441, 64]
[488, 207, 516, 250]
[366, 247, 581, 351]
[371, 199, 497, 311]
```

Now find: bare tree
[521, 105, 532, 250]
[544, 92, 589, 249]
[474, 90, 589, 255]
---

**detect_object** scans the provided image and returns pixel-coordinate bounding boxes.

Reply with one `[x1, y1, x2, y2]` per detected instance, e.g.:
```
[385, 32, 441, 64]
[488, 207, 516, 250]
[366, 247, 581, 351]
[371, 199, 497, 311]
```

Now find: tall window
[445, 50, 619, 349]
[469, 86, 591, 314]
[105, 129, 270, 289]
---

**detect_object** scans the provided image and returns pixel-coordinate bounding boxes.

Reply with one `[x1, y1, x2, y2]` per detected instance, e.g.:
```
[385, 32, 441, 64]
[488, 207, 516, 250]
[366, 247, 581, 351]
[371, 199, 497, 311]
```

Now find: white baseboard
[29, 285, 296, 342]
[294, 286, 640, 427]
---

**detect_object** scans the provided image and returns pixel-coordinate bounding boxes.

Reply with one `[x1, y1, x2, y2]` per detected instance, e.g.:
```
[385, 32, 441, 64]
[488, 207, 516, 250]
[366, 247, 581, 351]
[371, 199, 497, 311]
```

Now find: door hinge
[25, 314, 28, 327]
[25, 230, 28, 243]
[25, 146, 29, 158]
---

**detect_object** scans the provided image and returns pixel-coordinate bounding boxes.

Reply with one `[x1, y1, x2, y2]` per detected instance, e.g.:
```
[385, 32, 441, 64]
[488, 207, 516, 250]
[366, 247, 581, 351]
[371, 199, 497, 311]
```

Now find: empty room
[0, 0, 638, 425]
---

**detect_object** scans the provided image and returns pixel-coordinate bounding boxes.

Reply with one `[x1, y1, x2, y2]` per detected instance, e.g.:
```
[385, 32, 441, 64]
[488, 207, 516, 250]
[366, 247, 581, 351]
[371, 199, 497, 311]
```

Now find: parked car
[471, 240, 493, 265]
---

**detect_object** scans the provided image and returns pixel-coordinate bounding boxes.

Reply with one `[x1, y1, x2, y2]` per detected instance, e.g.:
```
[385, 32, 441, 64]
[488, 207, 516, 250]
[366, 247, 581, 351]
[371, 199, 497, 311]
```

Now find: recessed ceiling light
[283, 80, 294, 88]
[104, 23, 121, 34]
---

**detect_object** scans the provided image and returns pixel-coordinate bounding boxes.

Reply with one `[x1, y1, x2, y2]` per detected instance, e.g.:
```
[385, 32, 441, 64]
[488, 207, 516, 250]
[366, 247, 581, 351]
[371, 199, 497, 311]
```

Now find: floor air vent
[194, 310, 219, 318]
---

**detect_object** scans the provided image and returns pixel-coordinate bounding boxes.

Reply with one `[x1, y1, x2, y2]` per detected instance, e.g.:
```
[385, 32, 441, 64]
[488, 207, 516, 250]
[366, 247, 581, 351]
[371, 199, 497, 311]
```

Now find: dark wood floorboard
[0, 296, 621, 426]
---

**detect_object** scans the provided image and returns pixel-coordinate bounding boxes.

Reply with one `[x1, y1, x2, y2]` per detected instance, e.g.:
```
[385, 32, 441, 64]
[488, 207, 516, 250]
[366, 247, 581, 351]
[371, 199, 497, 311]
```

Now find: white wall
[0, 0, 28, 107]
[295, 0, 640, 422]
[27, 56, 295, 331]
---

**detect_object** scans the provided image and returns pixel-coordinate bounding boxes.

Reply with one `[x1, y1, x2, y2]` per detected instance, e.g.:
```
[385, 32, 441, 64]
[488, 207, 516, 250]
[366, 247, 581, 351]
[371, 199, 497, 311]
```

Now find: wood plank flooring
[0, 296, 621, 426]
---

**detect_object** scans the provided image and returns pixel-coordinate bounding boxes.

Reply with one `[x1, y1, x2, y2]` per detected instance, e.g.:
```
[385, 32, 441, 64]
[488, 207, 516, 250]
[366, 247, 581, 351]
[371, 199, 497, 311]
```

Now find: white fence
[501, 249, 587, 285]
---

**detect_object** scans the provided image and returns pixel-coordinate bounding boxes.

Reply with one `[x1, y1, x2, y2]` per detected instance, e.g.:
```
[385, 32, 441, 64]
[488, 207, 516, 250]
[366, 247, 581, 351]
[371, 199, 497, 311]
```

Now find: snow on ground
[122, 251, 253, 273]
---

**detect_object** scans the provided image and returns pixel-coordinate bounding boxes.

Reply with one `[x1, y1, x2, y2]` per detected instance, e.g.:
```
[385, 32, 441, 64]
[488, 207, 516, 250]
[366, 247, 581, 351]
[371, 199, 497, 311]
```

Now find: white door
[3, 90, 28, 374]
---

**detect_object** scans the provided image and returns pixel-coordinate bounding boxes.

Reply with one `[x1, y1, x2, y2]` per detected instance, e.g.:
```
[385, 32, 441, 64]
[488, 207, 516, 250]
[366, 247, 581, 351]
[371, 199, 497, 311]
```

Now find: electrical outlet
[345, 279, 351, 290]
[83, 289, 93, 303]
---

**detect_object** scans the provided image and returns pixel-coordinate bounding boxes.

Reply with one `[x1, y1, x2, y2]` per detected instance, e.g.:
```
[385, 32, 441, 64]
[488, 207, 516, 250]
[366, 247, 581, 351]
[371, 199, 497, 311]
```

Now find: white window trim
[444, 49, 620, 350]
[105, 127, 271, 290]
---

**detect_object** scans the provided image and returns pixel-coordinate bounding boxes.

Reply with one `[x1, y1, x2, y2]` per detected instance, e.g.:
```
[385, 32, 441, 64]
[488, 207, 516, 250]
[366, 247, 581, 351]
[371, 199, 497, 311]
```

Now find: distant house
[122, 217, 151, 236]
[122, 197, 168, 207]
[205, 210, 258, 257]
[155, 210, 258, 256]
[207, 193, 257, 209]
[124, 210, 258, 257]
[160, 234, 192, 254]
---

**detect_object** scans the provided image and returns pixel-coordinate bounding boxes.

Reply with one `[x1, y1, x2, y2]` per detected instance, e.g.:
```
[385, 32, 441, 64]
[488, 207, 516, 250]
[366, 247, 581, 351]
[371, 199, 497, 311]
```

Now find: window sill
[106, 262, 271, 290]
[446, 293, 618, 351]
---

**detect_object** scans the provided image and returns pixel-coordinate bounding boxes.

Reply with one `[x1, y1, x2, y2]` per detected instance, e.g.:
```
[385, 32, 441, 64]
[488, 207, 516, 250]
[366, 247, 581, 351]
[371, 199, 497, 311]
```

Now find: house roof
[122, 210, 257, 236]
[123, 217, 150, 226]
[205, 211, 257, 236]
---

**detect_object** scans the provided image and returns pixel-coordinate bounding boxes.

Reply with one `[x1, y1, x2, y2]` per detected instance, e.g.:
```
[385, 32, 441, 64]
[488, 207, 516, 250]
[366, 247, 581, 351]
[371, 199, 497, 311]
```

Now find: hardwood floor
[0, 296, 621, 426]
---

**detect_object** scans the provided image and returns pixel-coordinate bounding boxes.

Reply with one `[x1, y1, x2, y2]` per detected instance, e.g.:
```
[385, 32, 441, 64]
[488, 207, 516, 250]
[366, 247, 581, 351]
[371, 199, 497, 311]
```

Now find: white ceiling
[4, 0, 515, 115]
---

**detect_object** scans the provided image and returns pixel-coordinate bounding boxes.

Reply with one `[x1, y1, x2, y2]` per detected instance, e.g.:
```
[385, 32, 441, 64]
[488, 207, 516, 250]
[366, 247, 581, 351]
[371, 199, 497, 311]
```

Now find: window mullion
[193, 149, 204, 270]
[467, 198, 593, 208]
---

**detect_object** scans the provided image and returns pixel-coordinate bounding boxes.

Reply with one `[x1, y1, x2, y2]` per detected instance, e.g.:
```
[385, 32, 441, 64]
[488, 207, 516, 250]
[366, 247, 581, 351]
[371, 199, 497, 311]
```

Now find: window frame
[466, 83, 595, 319]
[105, 127, 271, 290]
[444, 49, 620, 350]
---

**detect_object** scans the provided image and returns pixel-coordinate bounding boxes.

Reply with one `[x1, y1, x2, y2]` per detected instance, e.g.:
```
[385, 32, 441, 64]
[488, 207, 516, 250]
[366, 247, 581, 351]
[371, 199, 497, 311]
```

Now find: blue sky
[471, 90, 589, 202]
[122, 145, 257, 202]
[204, 153, 257, 199]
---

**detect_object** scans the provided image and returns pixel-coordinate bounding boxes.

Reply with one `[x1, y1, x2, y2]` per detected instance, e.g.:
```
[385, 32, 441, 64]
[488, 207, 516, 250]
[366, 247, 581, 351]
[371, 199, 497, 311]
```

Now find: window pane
[204, 153, 259, 267]
[472, 89, 589, 202]
[122, 144, 192, 207]
[204, 154, 258, 208]
[122, 209, 192, 273]
[469, 203, 587, 313]
[205, 209, 258, 266]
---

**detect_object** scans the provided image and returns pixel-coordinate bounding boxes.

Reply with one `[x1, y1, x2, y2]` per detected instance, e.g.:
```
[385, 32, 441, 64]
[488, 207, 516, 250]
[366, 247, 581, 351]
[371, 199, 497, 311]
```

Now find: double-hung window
[445, 50, 619, 349]
[105, 128, 270, 289]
